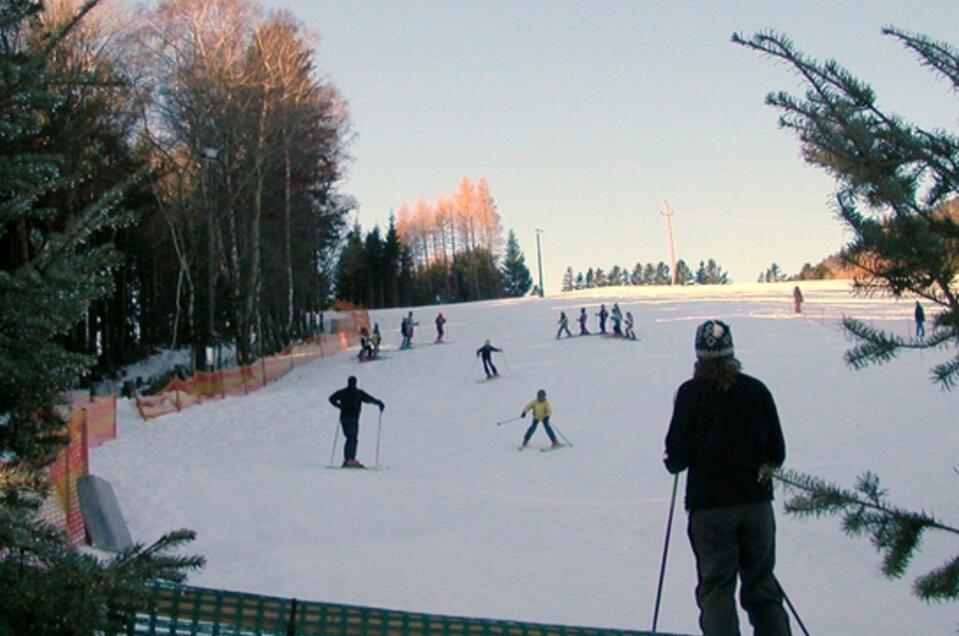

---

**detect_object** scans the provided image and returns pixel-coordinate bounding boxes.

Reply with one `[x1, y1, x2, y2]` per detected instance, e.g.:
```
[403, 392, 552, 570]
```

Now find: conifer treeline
[0, 0, 357, 376]
[561, 258, 730, 291]
[334, 178, 533, 307]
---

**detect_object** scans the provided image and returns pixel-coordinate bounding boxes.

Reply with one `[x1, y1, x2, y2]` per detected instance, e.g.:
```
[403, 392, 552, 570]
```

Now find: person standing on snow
[556, 311, 573, 339]
[328, 376, 385, 468]
[792, 286, 804, 314]
[476, 340, 502, 379]
[597, 304, 609, 334]
[371, 324, 382, 358]
[578, 307, 590, 335]
[520, 389, 561, 449]
[358, 327, 374, 361]
[624, 311, 636, 340]
[400, 311, 418, 349]
[915, 301, 925, 338]
[663, 320, 791, 636]
[435, 312, 447, 343]
[611, 303, 623, 336]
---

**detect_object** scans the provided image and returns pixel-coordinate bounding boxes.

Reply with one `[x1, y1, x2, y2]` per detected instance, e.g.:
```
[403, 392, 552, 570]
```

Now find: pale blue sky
[260, 0, 959, 291]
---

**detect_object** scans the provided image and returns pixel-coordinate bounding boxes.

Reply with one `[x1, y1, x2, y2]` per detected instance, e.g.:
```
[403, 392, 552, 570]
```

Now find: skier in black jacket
[329, 376, 384, 468]
[664, 320, 791, 636]
[476, 340, 501, 379]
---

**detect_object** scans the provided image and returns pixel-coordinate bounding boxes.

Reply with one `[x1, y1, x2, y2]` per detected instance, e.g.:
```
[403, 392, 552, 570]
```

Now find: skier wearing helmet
[520, 389, 561, 449]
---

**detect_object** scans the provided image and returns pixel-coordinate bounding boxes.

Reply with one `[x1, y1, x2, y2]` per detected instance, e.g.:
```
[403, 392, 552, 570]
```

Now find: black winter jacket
[329, 386, 382, 421]
[664, 373, 785, 512]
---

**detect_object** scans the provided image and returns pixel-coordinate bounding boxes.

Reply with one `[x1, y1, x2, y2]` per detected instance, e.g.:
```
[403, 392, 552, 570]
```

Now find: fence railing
[119, 584, 687, 636]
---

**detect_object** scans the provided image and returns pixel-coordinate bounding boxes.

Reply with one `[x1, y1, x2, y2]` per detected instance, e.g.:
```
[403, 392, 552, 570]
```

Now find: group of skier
[330, 315, 793, 634]
[557, 303, 636, 340]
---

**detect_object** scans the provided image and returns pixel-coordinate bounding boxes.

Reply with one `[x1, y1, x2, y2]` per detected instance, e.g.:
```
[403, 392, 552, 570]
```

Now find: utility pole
[535, 228, 545, 297]
[661, 201, 677, 285]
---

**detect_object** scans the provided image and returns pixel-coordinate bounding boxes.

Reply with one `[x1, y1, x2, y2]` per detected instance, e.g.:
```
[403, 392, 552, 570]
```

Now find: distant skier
[578, 307, 590, 335]
[520, 389, 561, 449]
[556, 311, 573, 339]
[476, 340, 502, 379]
[358, 327, 374, 361]
[371, 323, 382, 358]
[435, 312, 447, 343]
[624, 311, 636, 340]
[611, 303, 623, 336]
[400, 311, 419, 349]
[792, 286, 804, 314]
[597, 304, 608, 334]
[328, 376, 385, 468]
[915, 301, 925, 338]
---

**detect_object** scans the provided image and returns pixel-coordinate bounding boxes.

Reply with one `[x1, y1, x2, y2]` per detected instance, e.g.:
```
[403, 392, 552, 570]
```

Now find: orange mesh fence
[78, 394, 117, 449]
[44, 404, 90, 545]
[135, 312, 368, 420]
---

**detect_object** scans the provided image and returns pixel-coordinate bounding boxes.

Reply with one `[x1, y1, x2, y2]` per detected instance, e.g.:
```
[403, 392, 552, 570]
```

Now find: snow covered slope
[93, 280, 958, 634]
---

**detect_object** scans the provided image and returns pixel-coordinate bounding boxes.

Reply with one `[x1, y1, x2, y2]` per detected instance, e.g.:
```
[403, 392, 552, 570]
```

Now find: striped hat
[695, 320, 734, 359]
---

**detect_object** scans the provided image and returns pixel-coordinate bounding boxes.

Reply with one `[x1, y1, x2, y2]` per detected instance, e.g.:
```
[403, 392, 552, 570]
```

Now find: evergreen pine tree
[500, 230, 532, 297]
[0, 2, 203, 632]
[737, 27, 959, 604]
[561, 266, 575, 292]
[674, 259, 693, 285]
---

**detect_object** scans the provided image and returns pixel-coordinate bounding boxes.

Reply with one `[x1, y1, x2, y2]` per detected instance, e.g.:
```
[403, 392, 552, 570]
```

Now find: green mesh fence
[119, 584, 689, 636]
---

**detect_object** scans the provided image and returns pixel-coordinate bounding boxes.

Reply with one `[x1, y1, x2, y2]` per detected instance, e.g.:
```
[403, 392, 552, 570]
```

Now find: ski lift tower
[661, 201, 677, 285]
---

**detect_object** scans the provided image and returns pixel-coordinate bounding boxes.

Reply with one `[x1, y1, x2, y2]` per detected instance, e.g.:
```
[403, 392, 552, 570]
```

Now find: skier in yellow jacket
[520, 389, 562, 449]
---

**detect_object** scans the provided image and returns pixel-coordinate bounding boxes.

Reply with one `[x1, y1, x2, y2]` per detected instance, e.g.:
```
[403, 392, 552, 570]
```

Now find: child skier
[520, 389, 561, 449]
[371, 323, 382, 358]
[624, 311, 636, 340]
[358, 327, 374, 361]
[476, 340, 502, 378]
[435, 312, 447, 343]
[597, 304, 608, 334]
[578, 307, 590, 335]
[556, 311, 573, 338]
[611, 303, 623, 336]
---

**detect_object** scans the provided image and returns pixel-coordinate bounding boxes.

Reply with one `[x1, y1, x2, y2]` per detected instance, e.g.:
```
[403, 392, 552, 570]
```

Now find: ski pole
[328, 422, 340, 467]
[779, 582, 810, 636]
[652, 473, 679, 633]
[496, 415, 523, 426]
[501, 350, 513, 377]
[374, 410, 383, 468]
[550, 422, 573, 447]
[465, 356, 479, 381]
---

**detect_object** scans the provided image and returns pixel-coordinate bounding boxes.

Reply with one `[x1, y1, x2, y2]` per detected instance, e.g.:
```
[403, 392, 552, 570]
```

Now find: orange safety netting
[135, 317, 367, 420]
[42, 395, 116, 546]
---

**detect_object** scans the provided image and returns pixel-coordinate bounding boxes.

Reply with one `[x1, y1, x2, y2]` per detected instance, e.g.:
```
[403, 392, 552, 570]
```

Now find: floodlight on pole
[661, 201, 677, 285]
[535, 228, 545, 297]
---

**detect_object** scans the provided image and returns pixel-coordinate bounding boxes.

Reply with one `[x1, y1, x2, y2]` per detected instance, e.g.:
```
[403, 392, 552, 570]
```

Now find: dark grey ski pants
[340, 418, 359, 461]
[687, 501, 791, 636]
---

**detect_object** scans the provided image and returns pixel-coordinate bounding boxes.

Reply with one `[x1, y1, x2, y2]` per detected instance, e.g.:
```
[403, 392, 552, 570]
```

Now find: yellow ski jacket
[523, 398, 552, 420]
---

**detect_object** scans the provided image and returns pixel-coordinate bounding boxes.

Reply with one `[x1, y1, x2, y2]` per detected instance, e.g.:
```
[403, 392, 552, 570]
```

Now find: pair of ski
[518, 443, 566, 453]
[326, 464, 388, 471]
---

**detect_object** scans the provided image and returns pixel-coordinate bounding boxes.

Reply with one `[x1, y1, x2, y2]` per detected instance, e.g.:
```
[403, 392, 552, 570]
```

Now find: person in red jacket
[664, 320, 791, 636]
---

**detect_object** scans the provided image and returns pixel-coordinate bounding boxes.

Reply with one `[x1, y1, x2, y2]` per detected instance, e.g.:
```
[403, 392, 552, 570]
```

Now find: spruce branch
[770, 468, 959, 601]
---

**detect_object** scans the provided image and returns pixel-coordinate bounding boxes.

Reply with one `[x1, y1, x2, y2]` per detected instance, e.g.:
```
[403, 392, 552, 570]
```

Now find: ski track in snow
[92, 281, 958, 635]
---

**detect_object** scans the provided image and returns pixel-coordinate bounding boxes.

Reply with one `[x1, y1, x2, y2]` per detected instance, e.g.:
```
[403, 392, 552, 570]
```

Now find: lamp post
[535, 228, 544, 297]
[202, 147, 219, 371]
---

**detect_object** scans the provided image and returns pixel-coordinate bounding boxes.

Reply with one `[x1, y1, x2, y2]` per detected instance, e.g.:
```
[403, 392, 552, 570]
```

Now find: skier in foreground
[328, 376, 385, 468]
[520, 389, 561, 450]
[610, 302, 623, 336]
[663, 320, 791, 635]
[476, 340, 502, 379]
